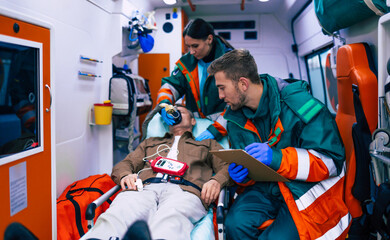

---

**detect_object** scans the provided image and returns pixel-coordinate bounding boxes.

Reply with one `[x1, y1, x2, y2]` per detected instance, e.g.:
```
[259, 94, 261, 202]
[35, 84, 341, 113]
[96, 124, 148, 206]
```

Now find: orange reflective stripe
[279, 179, 351, 240]
[278, 182, 311, 240]
[212, 121, 227, 136]
[243, 118, 283, 144]
[177, 60, 205, 118]
[158, 88, 173, 96]
[279, 147, 330, 182]
[157, 95, 173, 104]
[279, 148, 299, 179]
[236, 179, 255, 187]
[257, 219, 274, 230]
[244, 120, 261, 141]
[300, 177, 348, 238]
[306, 152, 330, 182]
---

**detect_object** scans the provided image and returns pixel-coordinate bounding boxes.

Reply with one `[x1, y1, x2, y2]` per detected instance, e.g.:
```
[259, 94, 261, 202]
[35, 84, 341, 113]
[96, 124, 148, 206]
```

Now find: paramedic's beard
[228, 89, 246, 111]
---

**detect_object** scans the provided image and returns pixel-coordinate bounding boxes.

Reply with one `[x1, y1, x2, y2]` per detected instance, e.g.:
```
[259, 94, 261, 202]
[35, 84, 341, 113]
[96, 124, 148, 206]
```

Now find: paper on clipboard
[210, 149, 289, 182]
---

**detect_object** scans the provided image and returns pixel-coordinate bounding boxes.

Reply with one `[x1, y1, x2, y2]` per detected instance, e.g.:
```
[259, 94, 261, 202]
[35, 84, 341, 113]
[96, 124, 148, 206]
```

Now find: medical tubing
[136, 167, 152, 176]
[141, 144, 179, 162]
[129, 27, 138, 41]
[141, 105, 162, 141]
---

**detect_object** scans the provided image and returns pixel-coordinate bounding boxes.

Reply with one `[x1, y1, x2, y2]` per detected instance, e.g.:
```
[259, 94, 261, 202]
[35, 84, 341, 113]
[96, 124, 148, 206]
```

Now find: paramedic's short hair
[183, 18, 215, 40]
[208, 49, 261, 84]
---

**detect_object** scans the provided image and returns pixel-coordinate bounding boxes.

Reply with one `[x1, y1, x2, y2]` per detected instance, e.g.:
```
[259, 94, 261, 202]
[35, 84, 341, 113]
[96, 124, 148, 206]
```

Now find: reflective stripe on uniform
[316, 212, 351, 240]
[295, 166, 345, 211]
[207, 111, 224, 122]
[157, 95, 172, 104]
[212, 121, 227, 136]
[296, 148, 310, 180]
[297, 99, 323, 123]
[278, 167, 350, 239]
[244, 120, 262, 141]
[177, 61, 205, 118]
[214, 114, 227, 130]
[280, 147, 335, 181]
[309, 150, 337, 177]
[157, 83, 180, 104]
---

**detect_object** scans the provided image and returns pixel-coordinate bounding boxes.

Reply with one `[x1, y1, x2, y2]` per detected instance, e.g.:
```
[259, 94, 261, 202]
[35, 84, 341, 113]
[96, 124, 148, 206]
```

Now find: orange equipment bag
[57, 174, 119, 240]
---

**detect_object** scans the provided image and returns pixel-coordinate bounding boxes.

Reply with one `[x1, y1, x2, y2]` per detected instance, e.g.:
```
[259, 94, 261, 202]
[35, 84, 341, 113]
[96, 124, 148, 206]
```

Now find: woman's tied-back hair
[208, 49, 260, 84]
[183, 18, 215, 40]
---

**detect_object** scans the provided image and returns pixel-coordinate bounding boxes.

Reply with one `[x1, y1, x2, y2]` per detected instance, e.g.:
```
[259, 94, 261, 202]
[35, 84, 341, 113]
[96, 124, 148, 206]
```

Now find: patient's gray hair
[176, 104, 194, 119]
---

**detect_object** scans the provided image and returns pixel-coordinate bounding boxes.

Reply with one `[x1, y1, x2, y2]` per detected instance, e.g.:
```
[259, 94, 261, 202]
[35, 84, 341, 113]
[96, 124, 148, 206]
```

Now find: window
[305, 46, 337, 115]
[0, 35, 42, 160]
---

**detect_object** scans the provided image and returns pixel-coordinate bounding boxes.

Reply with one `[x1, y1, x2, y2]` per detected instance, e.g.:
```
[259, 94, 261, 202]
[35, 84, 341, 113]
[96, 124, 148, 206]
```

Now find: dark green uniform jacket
[224, 74, 351, 239]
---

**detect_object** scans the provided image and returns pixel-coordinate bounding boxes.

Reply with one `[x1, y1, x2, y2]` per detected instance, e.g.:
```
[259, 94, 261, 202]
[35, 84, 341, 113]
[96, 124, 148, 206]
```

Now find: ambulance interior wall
[148, 8, 184, 74]
[0, 0, 154, 197]
[192, 13, 299, 80]
[293, 2, 380, 83]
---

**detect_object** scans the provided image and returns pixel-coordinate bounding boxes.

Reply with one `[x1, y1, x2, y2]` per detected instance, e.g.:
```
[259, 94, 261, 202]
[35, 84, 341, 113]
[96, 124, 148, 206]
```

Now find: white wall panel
[0, 0, 152, 197]
[150, 7, 183, 72]
[202, 14, 298, 79]
[293, 2, 332, 57]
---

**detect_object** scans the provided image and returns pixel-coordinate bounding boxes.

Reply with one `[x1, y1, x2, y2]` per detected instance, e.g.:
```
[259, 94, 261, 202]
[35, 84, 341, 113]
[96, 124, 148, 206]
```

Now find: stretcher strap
[143, 176, 201, 192]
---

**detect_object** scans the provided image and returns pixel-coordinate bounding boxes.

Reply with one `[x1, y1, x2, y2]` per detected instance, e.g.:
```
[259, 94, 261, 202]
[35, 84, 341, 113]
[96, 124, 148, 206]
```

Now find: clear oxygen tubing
[142, 144, 179, 162]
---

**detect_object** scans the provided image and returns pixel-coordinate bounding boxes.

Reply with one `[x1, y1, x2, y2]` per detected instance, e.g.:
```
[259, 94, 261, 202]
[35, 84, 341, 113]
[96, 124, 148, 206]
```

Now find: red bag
[57, 174, 119, 240]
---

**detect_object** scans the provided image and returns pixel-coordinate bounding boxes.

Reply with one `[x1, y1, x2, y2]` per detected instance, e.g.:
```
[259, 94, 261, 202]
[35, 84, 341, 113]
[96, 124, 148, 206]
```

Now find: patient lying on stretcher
[83, 106, 230, 240]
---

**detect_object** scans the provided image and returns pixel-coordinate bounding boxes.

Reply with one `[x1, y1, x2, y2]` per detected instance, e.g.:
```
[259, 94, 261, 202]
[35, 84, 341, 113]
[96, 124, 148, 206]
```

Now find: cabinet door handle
[45, 84, 52, 112]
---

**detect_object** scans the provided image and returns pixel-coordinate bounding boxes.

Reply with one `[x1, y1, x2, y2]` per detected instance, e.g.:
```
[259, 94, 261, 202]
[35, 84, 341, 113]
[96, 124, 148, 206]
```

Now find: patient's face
[170, 106, 195, 131]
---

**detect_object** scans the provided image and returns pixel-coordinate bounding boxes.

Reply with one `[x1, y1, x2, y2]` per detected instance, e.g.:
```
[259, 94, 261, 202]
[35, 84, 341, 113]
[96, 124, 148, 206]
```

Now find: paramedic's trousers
[83, 182, 207, 240]
[225, 182, 300, 240]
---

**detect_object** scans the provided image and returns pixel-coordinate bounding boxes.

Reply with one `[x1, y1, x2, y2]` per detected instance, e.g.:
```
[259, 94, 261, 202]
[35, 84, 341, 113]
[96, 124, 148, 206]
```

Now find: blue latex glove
[195, 129, 215, 141]
[228, 163, 249, 183]
[160, 108, 175, 125]
[245, 142, 273, 166]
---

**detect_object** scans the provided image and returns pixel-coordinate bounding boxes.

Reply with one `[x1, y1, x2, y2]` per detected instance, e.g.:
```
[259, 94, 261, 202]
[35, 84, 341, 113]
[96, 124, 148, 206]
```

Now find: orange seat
[335, 43, 378, 218]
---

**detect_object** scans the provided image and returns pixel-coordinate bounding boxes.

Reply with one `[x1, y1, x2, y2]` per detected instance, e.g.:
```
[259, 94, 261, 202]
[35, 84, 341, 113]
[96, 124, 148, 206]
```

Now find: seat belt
[351, 84, 373, 202]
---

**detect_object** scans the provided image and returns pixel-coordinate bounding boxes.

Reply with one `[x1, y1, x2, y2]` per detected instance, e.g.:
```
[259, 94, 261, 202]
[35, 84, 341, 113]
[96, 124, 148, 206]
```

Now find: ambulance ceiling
[149, 0, 306, 18]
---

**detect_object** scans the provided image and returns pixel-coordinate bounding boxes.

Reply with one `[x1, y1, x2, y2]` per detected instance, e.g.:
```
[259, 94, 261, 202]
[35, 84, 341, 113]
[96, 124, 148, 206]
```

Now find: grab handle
[45, 84, 52, 112]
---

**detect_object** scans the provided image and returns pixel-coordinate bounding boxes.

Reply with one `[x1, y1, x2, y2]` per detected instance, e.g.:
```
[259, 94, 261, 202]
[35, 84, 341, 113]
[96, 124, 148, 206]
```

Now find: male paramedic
[83, 106, 230, 240]
[208, 49, 351, 239]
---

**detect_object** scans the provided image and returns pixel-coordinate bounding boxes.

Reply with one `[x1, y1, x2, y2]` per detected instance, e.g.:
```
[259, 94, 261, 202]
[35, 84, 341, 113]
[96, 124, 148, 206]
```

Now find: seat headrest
[146, 113, 230, 149]
[336, 43, 378, 133]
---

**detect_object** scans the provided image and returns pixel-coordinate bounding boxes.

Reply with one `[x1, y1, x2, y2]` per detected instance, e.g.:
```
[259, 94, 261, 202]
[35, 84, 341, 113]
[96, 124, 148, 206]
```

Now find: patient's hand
[120, 173, 138, 190]
[201, 179, 221, 205]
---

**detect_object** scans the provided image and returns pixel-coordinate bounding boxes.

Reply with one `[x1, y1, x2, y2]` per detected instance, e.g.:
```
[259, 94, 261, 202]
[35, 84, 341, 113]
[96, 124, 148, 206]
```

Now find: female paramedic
[157, 18, 233, 141]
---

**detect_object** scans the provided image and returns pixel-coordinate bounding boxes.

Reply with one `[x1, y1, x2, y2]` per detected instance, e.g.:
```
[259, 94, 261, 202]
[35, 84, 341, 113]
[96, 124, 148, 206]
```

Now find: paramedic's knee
[225, 207, 252, 238]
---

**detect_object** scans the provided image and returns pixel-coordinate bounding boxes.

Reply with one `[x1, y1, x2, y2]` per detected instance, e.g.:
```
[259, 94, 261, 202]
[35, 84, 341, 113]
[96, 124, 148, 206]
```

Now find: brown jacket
[111, 131, 230, 207]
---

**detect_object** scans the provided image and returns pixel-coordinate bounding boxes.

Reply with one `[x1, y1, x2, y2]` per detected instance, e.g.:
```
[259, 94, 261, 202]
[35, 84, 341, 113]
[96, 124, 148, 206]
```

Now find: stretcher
[80, 107, 231, 240]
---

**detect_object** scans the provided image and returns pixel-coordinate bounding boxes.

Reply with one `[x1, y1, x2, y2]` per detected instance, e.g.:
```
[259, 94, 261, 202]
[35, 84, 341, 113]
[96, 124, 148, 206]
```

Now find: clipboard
[210, 149, 289, 182]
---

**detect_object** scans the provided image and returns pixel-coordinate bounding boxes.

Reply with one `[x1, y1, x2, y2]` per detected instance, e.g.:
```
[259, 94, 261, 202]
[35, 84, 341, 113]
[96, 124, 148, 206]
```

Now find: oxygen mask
[159, 103, 182, 125]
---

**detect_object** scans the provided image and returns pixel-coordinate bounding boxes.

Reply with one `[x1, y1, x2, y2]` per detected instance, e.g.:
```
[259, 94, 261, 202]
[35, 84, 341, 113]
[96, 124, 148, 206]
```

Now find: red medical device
[150, 156, 188, 176]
